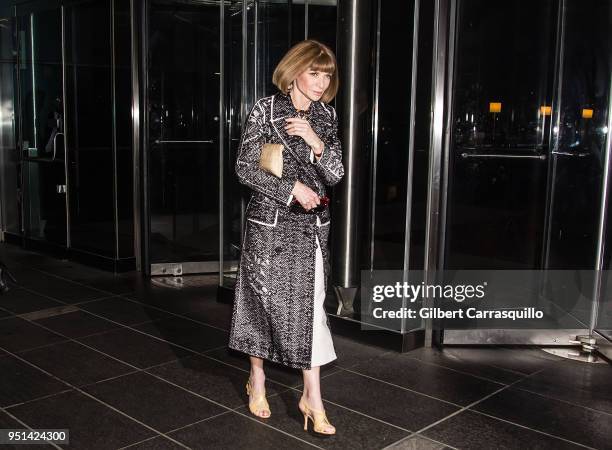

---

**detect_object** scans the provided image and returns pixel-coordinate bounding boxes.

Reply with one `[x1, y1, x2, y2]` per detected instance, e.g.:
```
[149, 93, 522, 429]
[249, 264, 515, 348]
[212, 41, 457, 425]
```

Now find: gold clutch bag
[259, 143, 284, 178]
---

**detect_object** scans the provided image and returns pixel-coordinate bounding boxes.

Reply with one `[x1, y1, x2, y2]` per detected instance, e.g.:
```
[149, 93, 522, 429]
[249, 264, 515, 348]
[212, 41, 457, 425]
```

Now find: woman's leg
[301, 366, 335, 433]
[249, 356, 270, 417]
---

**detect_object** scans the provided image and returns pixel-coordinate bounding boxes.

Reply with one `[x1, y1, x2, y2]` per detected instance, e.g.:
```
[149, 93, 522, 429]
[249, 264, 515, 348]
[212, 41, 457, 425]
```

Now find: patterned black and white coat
[228, 90, 344, 370]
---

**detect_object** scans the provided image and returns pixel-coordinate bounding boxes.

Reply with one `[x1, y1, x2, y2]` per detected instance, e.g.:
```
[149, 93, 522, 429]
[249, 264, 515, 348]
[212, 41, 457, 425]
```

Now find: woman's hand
[284, 118, 324, 156]
[291, 180, 320, 210]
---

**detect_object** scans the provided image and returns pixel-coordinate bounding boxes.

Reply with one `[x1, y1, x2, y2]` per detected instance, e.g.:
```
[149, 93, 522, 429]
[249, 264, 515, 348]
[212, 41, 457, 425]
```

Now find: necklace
[288, 91, 312, 121]
[295, 107, 312, 121]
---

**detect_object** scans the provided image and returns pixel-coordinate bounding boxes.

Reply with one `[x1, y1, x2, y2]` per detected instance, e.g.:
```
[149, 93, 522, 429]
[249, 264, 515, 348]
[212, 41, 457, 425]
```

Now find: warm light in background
[540, 106, 552, 116]
[582, 108, 593, 119]
[489, 102, 502, 113]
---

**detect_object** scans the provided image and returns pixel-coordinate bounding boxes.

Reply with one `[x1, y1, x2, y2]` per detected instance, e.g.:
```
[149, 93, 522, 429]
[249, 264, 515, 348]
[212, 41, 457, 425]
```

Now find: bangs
[310, 52, 336, 74]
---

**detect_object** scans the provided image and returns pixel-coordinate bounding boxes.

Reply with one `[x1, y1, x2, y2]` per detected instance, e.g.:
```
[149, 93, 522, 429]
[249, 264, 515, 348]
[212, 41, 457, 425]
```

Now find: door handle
[153, 139, 214, 144]
[551, 151, 589, 157]
[460, 152, 546, 160]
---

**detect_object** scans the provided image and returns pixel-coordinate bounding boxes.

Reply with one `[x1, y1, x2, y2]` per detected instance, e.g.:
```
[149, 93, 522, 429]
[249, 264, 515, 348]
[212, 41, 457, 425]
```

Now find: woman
[228, 39, 344, 435]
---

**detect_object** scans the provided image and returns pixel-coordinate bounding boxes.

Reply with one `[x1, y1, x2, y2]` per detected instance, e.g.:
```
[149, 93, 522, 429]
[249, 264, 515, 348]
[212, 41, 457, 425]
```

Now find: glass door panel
[16, 2, 67, 247]
[445, 0, 557, 271]
[147, 0, 220, 272]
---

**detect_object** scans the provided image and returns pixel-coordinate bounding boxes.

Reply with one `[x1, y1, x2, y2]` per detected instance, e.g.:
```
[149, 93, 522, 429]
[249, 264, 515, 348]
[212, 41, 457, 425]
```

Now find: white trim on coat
[246, 209, 279, 227]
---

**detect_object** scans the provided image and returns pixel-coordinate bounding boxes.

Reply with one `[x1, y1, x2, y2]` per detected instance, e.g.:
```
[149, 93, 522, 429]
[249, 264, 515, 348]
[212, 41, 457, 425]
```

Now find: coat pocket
[246, 198, 279, 227]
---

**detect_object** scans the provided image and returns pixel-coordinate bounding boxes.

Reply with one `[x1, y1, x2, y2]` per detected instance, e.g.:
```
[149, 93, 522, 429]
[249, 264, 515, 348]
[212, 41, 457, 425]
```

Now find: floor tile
[317, 369, 459, 431]
[36, 264, 144, 295]
[19, 341, 135, 387]
[386, 434, 452, 449]
[404, 347, 547, 384]
[119, 435, 187, 449]
[146, 353, 288, 409]
[331, 334, 392, 369]
[349, 352, 504, 406]
[9, 272, 107, 304]
[166, 410, 313, 449]
[473, 387, 612, 449]
[233, 388, 411, 449]
[513, 358, 612, 414]
[0, 288, 65, 315]
[82, 371, 226, 432]
[125, 284, 232, 331]
[422, 409, 585, 449]
[131, 317, 229, 353]
[8, 390, 156, 449]
[0, 318, 68, 353]
[33, 309, 124, 338]
[76, 327, 194, 369]
[0, 354, 70, 407]
[78, 297, 173, 325]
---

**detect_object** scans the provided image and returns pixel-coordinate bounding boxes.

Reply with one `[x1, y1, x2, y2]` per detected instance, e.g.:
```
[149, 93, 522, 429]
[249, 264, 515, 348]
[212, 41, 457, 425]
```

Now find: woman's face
[293, 67, 332, 101]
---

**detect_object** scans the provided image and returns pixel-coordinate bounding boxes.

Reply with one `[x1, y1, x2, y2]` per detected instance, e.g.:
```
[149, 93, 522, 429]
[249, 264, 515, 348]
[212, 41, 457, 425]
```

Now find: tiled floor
[0, 243, 610, 449]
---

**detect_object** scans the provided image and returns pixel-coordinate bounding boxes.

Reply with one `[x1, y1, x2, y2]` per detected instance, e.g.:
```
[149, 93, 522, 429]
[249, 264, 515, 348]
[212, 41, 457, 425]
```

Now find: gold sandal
[299, 396, 336, 435]
[246, 377, 271, 418]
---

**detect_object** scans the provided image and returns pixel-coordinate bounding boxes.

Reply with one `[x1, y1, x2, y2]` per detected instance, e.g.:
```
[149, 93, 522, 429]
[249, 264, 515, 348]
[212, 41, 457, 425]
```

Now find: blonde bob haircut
[272, 39, 339, 104]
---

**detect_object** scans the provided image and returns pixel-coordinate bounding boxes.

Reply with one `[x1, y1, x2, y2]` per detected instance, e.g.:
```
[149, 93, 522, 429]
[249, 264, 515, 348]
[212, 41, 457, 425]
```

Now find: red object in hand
[290, 195, 330, 212]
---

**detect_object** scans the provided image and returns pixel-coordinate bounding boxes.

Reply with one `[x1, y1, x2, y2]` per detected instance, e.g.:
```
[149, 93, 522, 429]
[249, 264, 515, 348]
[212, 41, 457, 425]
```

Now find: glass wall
[3, 0, 134, 270]
[368, 0, 416, 271]
[363, 0, 434, 273]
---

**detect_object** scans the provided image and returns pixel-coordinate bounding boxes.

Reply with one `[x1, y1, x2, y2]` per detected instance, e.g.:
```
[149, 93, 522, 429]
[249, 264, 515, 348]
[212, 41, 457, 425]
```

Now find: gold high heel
[298, 396, 336, 435]
[245, 377, 271, 418]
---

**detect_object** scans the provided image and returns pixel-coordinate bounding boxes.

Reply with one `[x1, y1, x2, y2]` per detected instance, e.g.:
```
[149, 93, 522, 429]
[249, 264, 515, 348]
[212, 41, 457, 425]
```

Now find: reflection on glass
[368, 0, 415, 270]
[452, 1, 556, 152]
[545, 0, 611, 272]
[408, 0, 434, 272]
[445, 0, 556, 269]
[18, 7, 67, 246]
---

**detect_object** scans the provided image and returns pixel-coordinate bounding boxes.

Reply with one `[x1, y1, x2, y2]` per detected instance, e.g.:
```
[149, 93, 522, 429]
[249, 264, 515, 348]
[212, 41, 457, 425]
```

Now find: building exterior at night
[0, 0, 610, 354]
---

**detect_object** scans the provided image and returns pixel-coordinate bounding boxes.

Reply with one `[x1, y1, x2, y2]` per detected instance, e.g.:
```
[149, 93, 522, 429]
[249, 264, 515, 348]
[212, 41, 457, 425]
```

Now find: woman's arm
[235, 99, 297, 206]
[311, 106, 344, 186]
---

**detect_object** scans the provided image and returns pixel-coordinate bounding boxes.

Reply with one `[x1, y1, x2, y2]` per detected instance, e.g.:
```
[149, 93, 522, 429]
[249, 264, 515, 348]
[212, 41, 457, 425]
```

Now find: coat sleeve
[311, 105, 345, 186]
[235, 99, 297, 206]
